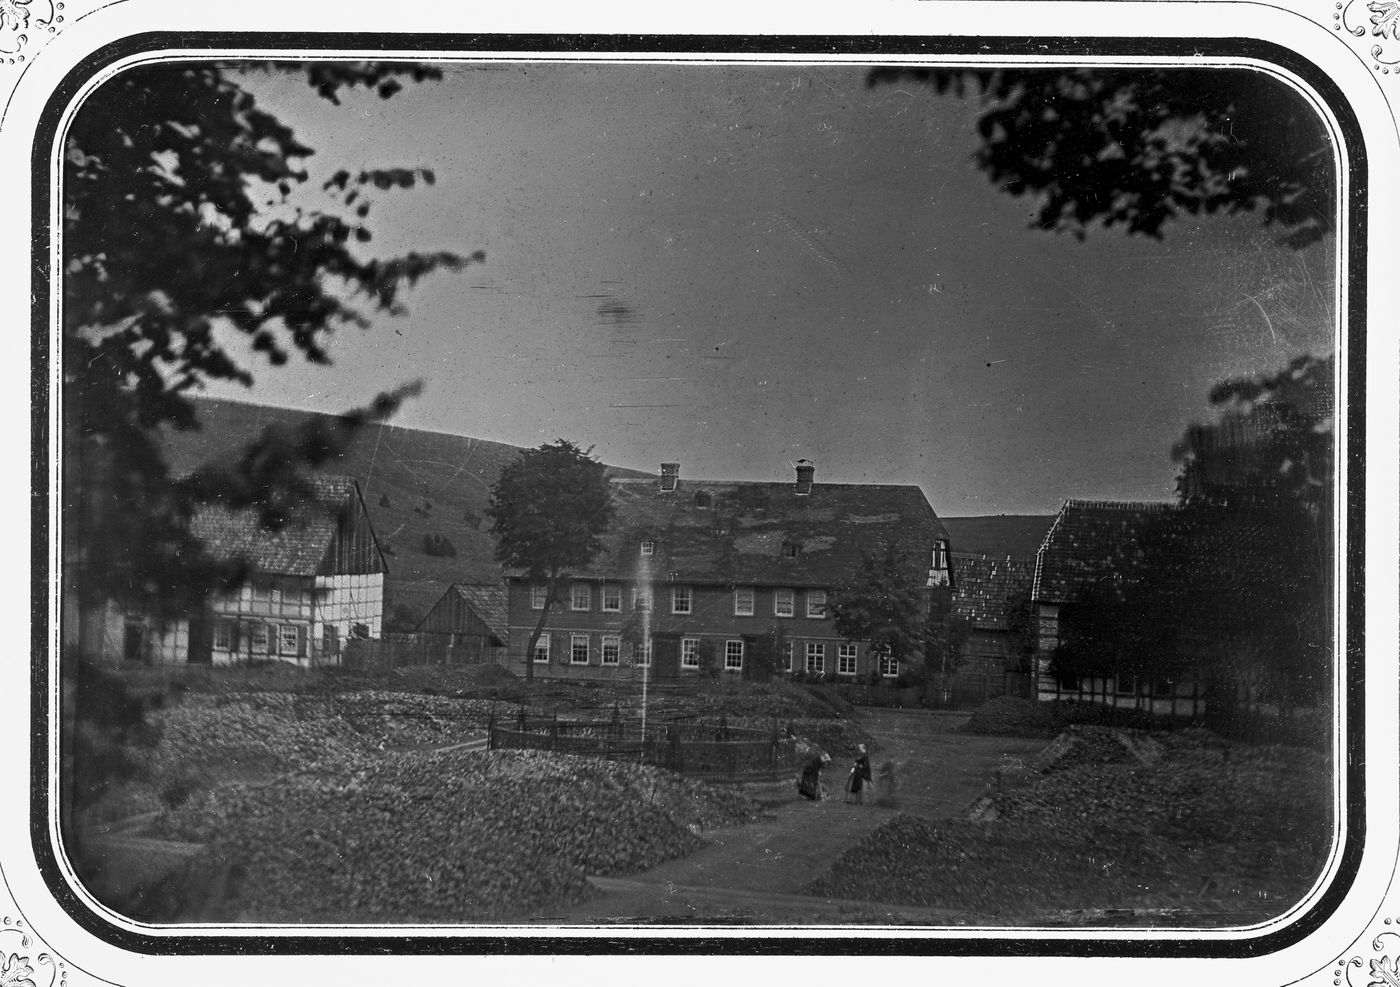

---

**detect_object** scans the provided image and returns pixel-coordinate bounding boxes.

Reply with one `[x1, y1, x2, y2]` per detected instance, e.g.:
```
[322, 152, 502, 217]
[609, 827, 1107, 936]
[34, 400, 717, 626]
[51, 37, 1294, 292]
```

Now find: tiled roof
[537, 475, 948, 588]
[952, 553, 1034, 630]
[188, 474, 361, 577]
[1030, 500, 1176, 605]
[450, 582, 509, 642]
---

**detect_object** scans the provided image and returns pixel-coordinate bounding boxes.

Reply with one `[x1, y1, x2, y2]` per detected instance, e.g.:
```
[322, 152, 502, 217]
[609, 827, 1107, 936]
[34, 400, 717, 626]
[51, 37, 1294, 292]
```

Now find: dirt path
[551, 708, 1049, 923]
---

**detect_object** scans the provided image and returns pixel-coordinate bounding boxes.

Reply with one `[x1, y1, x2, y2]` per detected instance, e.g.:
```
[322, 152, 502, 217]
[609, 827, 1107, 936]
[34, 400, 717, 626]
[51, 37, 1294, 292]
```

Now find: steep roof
[544, 475, 948, 588]
[449, 582, 509, 643]
[952, 553, 1035, 630]
[1030, 499, 1176, 605]
[188, 474, 379, 578]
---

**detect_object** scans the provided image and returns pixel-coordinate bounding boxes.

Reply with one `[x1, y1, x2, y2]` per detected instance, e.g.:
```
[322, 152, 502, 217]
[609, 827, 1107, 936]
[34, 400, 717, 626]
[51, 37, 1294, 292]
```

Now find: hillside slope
[939, 515, 1056, 561]
[160, 398, 645, 626]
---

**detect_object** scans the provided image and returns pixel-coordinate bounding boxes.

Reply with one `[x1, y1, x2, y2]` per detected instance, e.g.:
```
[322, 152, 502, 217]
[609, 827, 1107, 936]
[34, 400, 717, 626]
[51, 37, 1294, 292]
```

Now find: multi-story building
[503, 460, 952, 681]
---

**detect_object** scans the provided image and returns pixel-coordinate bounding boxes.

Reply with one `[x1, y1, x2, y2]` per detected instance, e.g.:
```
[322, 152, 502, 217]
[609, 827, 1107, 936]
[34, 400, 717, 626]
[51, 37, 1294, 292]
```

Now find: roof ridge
[1062, 498, 1176, 511]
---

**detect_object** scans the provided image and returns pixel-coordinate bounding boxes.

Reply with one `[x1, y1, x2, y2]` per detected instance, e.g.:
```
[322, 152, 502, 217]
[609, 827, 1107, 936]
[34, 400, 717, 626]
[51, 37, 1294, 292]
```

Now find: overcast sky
[199, 61, 1337, 516]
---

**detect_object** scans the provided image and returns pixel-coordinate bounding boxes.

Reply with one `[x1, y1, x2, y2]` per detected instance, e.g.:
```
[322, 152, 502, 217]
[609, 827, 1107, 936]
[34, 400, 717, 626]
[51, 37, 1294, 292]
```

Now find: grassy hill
[159, 398, 1055, 627]
[940, 515, 1056, 561]
[161, 398, 646, 627]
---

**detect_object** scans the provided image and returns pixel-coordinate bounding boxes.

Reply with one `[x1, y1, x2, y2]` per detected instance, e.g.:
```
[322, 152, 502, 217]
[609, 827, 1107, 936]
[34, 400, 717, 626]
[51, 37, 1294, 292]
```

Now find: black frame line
[28, 30, 1368, 957]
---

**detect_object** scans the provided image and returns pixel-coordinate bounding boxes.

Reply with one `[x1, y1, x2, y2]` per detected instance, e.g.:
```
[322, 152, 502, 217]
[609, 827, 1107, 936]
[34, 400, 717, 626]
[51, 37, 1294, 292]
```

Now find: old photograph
[58, 54, 1342, 931]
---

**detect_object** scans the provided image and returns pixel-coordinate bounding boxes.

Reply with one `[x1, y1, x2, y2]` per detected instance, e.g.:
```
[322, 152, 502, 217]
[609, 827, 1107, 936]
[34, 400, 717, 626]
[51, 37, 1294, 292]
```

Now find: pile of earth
[805, 728, 1330, 923]
[137, 749, 761, 923]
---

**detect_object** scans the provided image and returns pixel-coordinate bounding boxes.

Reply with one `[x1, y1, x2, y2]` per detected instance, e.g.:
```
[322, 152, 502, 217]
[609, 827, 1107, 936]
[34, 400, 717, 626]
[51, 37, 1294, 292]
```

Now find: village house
[77, 474, 387, 666]
[412, 582, 509, 665]
[950, 552, 1036, 703]
[503, 460, 953, 681]
[1030, 498, 1206, 715]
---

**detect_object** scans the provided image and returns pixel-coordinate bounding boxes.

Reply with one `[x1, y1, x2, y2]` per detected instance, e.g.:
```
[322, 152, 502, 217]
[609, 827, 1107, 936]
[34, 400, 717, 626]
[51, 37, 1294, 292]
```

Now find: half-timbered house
[79, 474, 387, 666]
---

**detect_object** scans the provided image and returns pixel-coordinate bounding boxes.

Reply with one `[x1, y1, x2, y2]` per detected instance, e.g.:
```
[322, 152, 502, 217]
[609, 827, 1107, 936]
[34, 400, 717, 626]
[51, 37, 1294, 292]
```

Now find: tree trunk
[522, 573, 560, 687]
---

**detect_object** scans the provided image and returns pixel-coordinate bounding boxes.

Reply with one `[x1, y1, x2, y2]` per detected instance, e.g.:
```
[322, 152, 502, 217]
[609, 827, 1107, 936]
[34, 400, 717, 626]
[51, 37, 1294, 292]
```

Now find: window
[601, 583, 622, 612]
[601, 636, 620, 665]
[783, 641, 794, 672]
[632, 585, 653, 612]
[878, 647, 898, 678]
[838, 643, 858, 676]
[932, 539, 949, 570]
[533, 635, 550, 663]
[281, 578, 302, 604]
[640, 540, 655, 556]
[694, 491, 712, 509]
[636, 639, 653, 666]
[212, 620, 232, 651]
[681, 638, 700, 669]
[571, 582, 591, 611]
[725, 640, 744, 671]
[806, 589, 827, 618]
[805, 642, 825, 673]
[278, 624, 301, 658]
[1115, 673, 1139, 697]
[250, 622, 270, 653]
[252, 578, 271, 605]
[321, 624, 338, 655]
[774, 588, 795, 617]
[571, 634, 590, 664]
[733, 586, 755, 617]
[782, 542, 800, 559]
[530, 584, 548, 610]
[672, 585, 693, 615]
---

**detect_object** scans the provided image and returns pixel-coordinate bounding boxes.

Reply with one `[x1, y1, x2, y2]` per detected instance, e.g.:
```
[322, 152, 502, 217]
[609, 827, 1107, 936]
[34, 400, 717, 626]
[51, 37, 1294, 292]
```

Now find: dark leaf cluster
[870, 67, 1333, 249]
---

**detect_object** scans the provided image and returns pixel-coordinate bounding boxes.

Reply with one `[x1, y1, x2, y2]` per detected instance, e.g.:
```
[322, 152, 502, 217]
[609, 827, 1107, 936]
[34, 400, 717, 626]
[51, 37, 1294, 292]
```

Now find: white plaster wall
[313, 572, 384, 659]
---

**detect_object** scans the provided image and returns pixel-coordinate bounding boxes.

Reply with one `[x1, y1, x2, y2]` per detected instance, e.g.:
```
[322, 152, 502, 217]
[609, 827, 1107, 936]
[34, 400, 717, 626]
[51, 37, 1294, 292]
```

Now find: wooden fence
[487, 713, 799, 782]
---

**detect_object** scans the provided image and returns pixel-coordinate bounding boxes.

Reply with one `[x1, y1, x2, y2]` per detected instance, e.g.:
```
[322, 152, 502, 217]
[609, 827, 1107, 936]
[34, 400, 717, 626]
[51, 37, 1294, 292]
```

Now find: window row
[530, 582, 829, 618]
[532, 633, 653, 667]
[210, 618, 310, 658]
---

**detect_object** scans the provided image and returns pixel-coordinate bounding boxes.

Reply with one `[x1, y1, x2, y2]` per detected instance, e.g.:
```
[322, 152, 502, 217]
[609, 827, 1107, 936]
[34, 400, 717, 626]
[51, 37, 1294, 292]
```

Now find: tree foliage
[1171, 355, 1335, 711]
[1049, 355, 1333, 712]
[829, 542, 941, 672]
[64, 62, 483, 618]
[870, 67, 1333, 249]
[486, 440, 616, 682]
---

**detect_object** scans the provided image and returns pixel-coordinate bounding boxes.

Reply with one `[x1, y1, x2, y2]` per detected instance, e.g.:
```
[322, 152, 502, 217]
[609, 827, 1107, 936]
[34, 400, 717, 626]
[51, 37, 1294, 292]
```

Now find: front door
[652, 633, 681, 680]
[122, 619, 144, 664]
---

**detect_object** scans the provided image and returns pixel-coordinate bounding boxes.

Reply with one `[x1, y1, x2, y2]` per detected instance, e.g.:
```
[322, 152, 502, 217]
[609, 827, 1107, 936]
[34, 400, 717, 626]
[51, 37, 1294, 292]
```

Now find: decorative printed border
[0, 916, 67, 987]
[0, 0, 65, 66]
[0, 1, 1394, 984]
[1335, 0, 1400, 73]
[1333, 912, 1400, 986]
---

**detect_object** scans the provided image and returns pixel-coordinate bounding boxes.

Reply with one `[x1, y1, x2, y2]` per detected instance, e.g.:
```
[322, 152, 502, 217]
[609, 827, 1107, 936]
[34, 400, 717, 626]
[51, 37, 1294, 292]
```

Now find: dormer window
[781, 542, 800, 559]
[694, 491, 712, 509]
[640, 540, 655, 557]
[932, 539, 949, 569]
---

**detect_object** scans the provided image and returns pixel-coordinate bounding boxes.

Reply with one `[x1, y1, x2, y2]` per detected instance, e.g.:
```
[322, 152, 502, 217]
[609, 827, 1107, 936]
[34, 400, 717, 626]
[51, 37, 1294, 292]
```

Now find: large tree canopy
[63, 62, 483, 614]
[870, 67, 1334, 249]
[486, 440, 616, 682]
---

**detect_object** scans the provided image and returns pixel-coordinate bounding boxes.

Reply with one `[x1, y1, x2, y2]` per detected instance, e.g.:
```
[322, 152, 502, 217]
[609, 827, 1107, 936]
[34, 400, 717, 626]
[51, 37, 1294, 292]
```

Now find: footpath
[546, 708, 1050, 925]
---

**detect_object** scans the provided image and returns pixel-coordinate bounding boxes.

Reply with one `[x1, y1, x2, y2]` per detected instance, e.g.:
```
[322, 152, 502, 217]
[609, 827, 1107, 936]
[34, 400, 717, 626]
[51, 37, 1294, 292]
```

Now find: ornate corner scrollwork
[0, 0, 66, 66]
[1331, 916, 1400, 986]
[0, 915, 67, 987]
[1335, 0, 1400, 75]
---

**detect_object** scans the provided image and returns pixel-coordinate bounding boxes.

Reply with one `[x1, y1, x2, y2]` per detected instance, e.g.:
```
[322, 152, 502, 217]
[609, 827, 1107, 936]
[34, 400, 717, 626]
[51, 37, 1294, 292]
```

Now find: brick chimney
[794, 459, 815, 496]
[659, 462, 680, 493]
